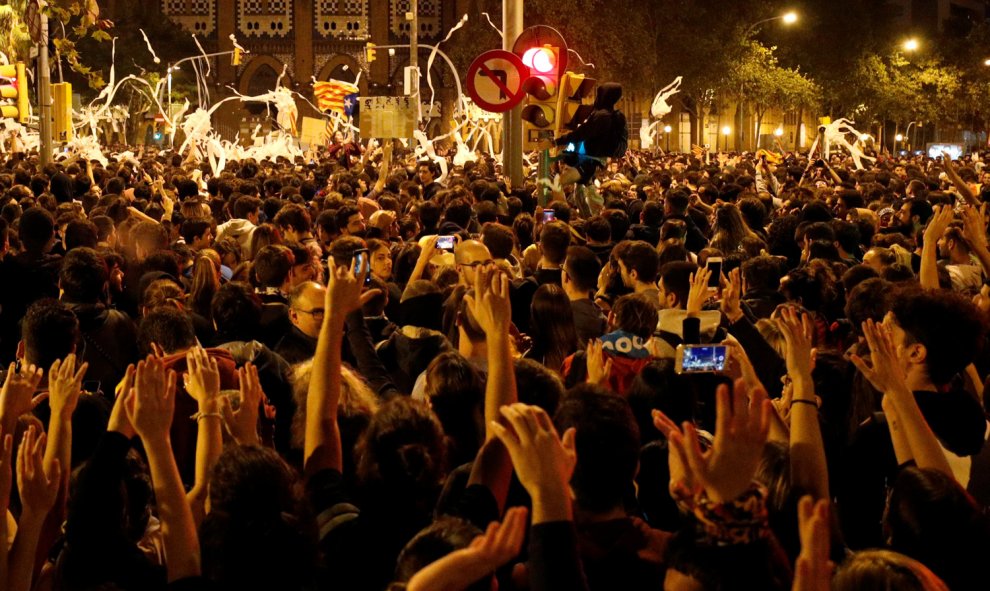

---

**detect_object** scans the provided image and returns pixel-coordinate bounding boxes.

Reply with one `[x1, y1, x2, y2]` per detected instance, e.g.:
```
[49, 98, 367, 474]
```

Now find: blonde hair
[289, 359, 379, 450]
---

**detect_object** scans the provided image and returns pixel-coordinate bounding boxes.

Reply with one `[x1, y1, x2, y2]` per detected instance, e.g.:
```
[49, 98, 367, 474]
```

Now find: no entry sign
[466, 50, 527, 113]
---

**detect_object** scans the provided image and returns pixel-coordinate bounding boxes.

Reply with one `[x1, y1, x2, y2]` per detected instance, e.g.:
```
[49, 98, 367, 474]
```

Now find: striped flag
[314, 79, 359, 115]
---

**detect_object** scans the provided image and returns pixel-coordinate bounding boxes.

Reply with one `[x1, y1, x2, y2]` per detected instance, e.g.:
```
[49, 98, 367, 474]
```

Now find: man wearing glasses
[276, 281, 327, 364]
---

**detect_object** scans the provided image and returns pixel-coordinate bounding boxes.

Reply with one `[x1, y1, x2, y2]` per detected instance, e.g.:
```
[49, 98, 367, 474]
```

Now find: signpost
[465, 50, 527, 113]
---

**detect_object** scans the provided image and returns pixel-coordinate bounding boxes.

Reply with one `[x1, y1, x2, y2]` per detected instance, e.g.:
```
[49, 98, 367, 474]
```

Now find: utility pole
[408, 0, 418, 148]
[38, 6, 52, 165]
[503, 0, 523, 187]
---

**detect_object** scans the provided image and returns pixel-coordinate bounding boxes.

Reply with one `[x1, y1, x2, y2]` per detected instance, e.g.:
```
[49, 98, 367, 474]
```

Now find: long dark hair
[529, 283, 580, 372]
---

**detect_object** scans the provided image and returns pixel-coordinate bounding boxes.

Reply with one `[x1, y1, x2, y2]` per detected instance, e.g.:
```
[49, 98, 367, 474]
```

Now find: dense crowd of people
[0, 120, 989, 591]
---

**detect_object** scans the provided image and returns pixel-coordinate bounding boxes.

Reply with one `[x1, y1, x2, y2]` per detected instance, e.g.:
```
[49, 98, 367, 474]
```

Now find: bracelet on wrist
[191, 411, 222, 422]
[790, 398, 819, 409]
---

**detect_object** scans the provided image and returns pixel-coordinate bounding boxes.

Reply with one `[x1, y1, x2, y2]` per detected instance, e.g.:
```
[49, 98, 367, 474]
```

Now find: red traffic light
[522, 47, 556, 74]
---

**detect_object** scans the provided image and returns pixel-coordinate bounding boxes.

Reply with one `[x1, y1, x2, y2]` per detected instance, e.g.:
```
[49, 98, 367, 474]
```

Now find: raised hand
[775, 307, 814, 383]
[686, 266, 712, 317]
[793, 496, 832, 591]
[221, 363, 262, 446]
[405, 507, 529, 591]
[108, 364, 136, 438]
[183, 347, 220, 411]
[667, 380, 772, 503]
[0, 362, 45, 422]
[922, 204, 953, 245]
[585, 339, 613, 386]
[720, 268, 744, 323]
[489, 404, 576, 523]
[849, 319, 908, 395]
[465, 265, 512, 336]
[125, 356, 178, 446]
[961, 204, 989, 252]
[326, 256, 365, 320]
[0, 426, 12, 513]
[17, 426, 60, 518]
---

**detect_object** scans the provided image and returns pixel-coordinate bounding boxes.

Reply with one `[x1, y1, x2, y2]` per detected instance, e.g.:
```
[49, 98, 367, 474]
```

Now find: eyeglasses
[460, 260, 494, 269]
[294, 307, 325, 319]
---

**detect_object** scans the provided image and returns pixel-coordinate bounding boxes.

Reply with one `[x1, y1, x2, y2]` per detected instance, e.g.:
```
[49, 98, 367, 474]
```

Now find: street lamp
[895, 133, 904, 153]
[740, 11, 798, 151]
[722, 126, 732, 152]
[774, 127, 784, 137]
[984, 58, 990, 66]
[903, 38, 919, 52]
[664, 125, 672, 152]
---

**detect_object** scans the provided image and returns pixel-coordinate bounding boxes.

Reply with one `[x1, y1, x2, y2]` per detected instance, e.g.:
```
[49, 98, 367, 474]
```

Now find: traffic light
[555, 72, 596, 139]
[52, 82, 73, 143]
[0, 63, 28, 123]
[232, 47, 243, 66]
[366, 42, 377, 63]
[519, 45, 560, 150]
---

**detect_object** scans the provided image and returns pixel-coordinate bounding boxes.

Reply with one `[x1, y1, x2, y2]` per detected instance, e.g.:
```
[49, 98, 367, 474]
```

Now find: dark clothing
[65, 301, 139, 395]
[61, 431, 165, 590]
[529, 522, 590, 591]
[555, 83, 628, 160]
[663, 213, 708, 253]
[216, 340, 295, 453]
[533, 267, 563, 286]
[575, 517, 669, 591]
[421, 181, 442, 200]
[0, 251, 62, 360]
[571, 298, 608, 346]
[375, 327, 452, 395]
[742, 288, 787, 320]
[164, 348, 240, 486]
[259, 302, 293, 349]
[275, 324, 318, 365]
[630, 223, 661, 246]
[587, 243, 615, 265]
[838, 387, 988, 549]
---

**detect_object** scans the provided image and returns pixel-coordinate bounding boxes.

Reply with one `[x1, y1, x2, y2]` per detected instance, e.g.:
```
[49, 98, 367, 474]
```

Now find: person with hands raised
[220, 362, 263, 446]
[792, 496, 832, 591]
[775, 308, 829, 501]
[8, 425, 61, 591]
[685, 266, 712, 320]
[305, 256, 365, 477]
[919, 204, 954, 290]
[489, 403, 589, 591]
[850, 319, 954, 478]
[183, 346, 223, 524]
[0, 362, 44, 436]
[125, 355, 201, 583]
[960, 203, 990, 278]
[404, 507, 530, 591]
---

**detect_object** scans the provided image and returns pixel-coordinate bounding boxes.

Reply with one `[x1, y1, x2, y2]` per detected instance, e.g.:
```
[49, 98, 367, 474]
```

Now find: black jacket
[556, 83, 628, 159]
[65, 302, 139, 394]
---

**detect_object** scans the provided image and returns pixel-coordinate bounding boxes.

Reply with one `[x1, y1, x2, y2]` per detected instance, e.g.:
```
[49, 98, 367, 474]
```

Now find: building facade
[150, 0, 468, 138]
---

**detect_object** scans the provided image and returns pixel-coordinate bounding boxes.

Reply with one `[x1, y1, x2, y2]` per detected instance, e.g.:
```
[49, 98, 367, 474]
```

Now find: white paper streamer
[139, 29, 161, 64]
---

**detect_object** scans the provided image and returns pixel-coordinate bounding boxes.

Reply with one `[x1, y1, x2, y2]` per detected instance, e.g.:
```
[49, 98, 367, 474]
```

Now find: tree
[0, 0, 31, 64]
[731, 42, 819, 149]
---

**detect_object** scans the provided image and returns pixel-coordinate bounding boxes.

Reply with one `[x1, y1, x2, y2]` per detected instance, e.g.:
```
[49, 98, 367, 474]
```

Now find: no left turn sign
[466, 50, 527, 113]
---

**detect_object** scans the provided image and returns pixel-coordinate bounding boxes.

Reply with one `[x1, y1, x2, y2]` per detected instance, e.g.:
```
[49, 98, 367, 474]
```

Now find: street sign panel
[466, 50, 527, 113]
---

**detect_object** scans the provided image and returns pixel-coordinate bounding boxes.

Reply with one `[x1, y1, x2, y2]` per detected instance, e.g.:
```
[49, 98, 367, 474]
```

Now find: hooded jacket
[216, 218, 257, 259]
[556, 83, 628, 159]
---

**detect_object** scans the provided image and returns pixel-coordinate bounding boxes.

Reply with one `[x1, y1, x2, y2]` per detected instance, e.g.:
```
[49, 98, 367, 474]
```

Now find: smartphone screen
[353, 250, 371, 286]
[677, 345, 728, 374]
[706, 258, 722, 288]
[542, 210, 556, 223]
[437, 235, 456, 251]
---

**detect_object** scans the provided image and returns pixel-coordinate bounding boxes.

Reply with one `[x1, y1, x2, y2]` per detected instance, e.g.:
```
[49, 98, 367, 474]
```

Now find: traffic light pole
[38, 12, 52, 165]
[503, 0, 523, 188]
[408, 0, 418, 148]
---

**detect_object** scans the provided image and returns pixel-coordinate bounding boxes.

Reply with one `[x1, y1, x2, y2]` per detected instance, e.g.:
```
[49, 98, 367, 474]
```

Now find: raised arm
[961, 205, 990, 279]
[850, 319, 954, 478]
[919, 205, 953, 291]
[304, 257, 365, 477]
[183, 346, 223, 525]
[942, 154, 979, 207]
[8, 426, 61, 591]
[44, 355, 87, 504]
[0, 428, 13, 591]
[776, 308, 829, 500]
[126, 356, 200, 582]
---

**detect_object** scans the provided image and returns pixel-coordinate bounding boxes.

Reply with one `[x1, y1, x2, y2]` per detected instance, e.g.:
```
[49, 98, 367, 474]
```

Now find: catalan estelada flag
[314, 79, 359, 116]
